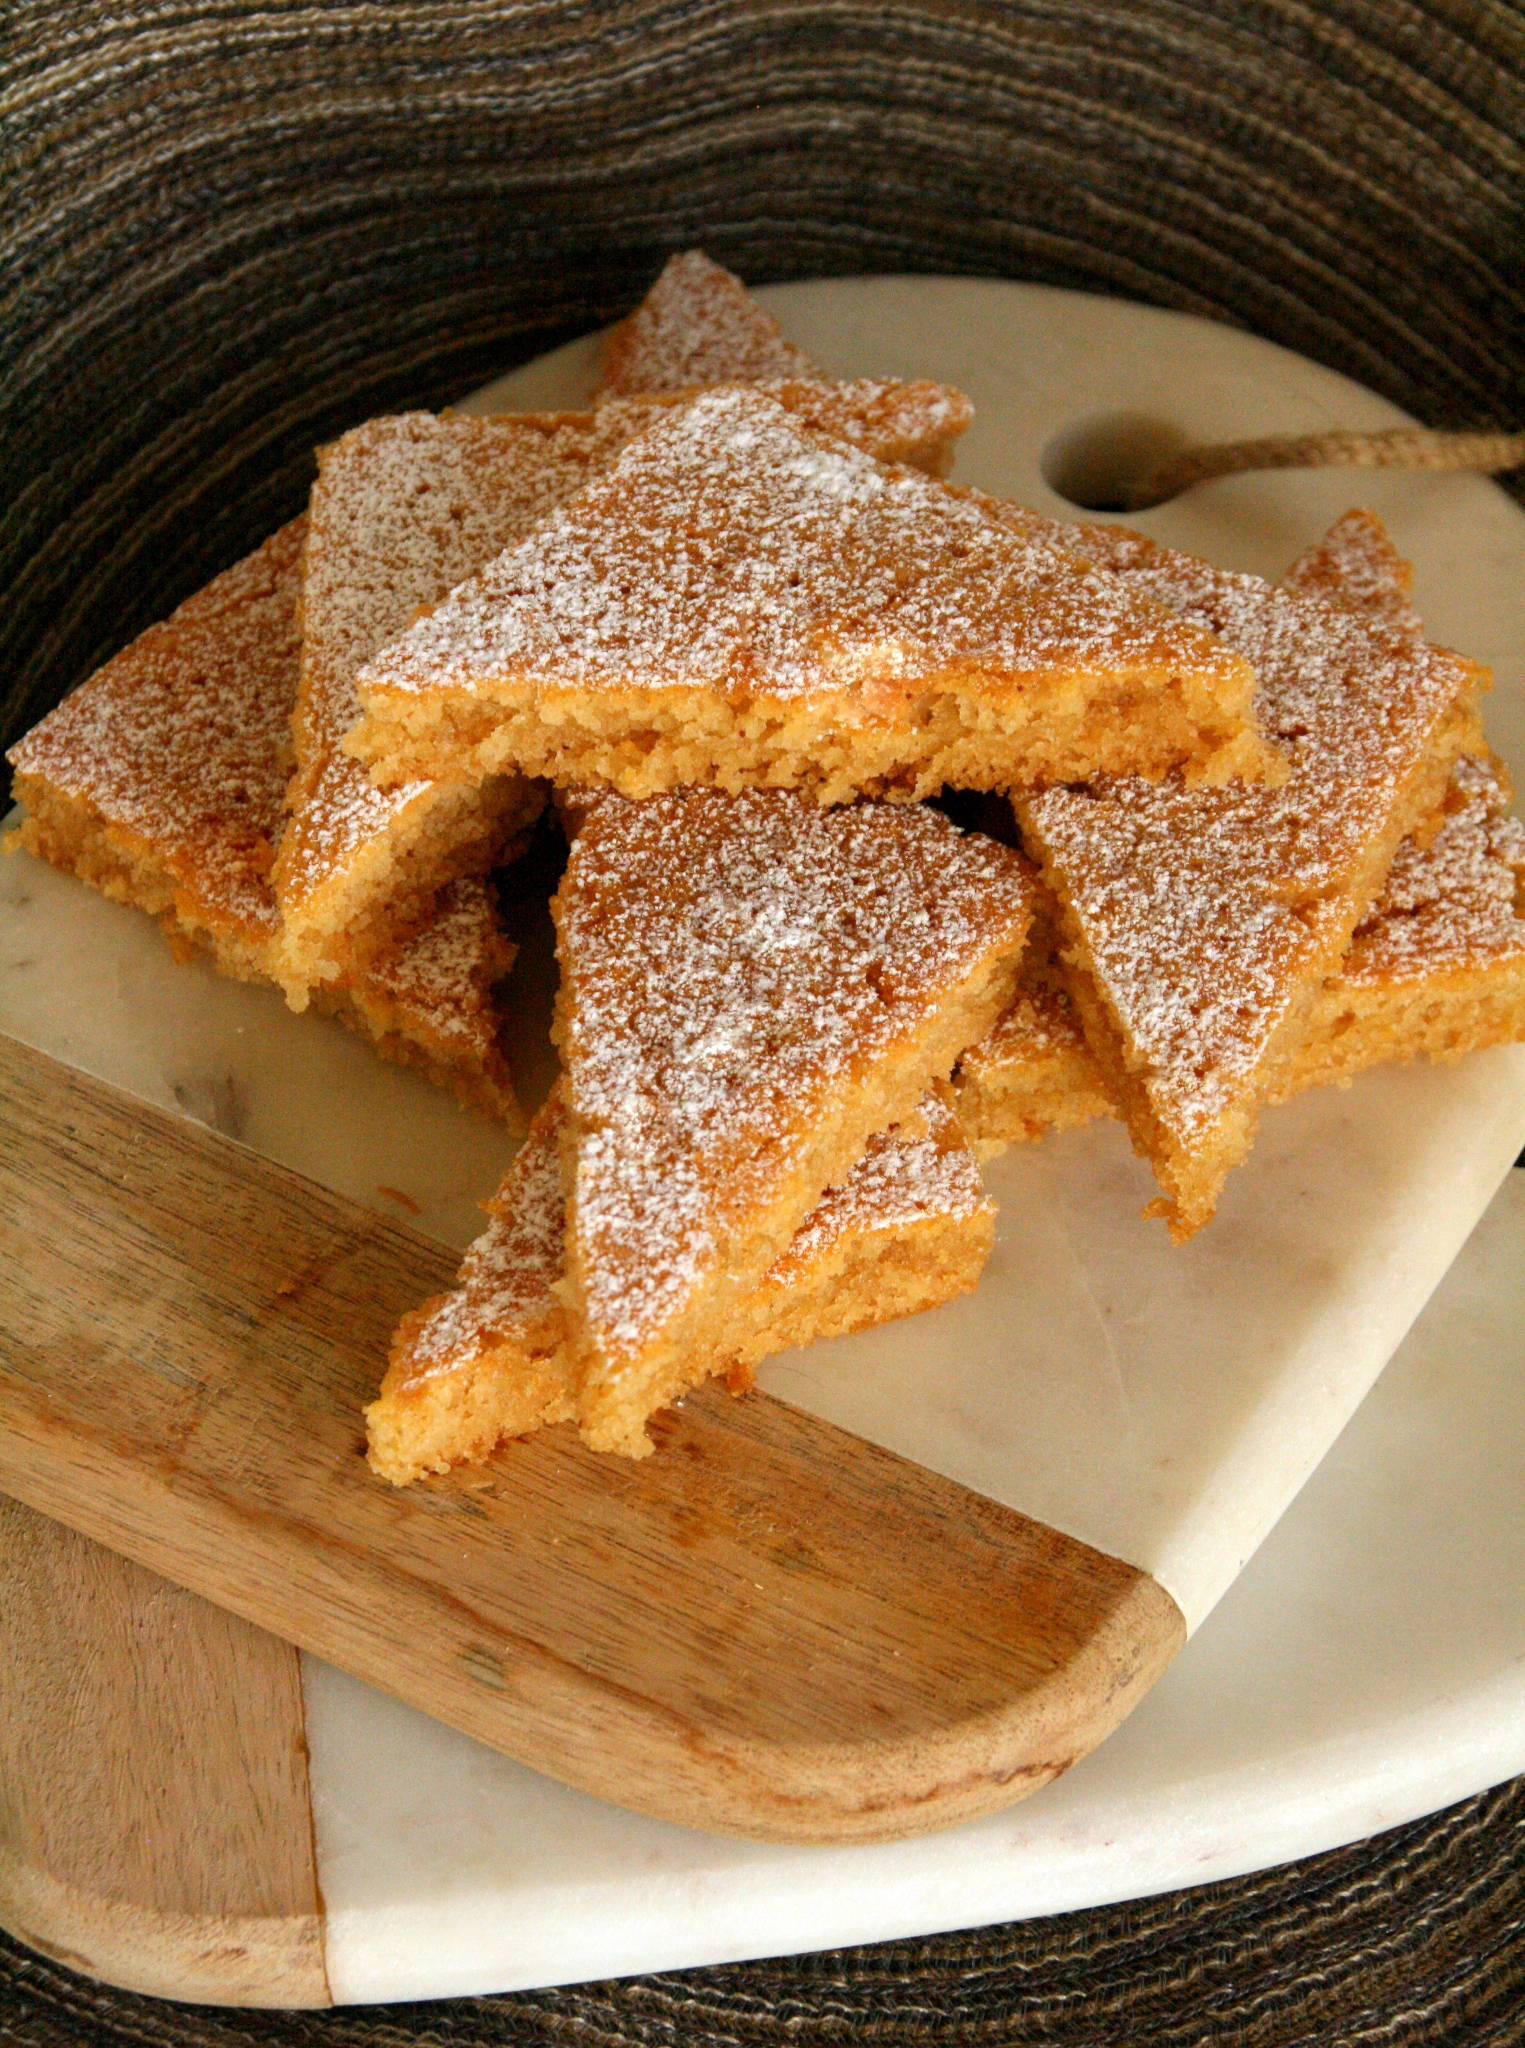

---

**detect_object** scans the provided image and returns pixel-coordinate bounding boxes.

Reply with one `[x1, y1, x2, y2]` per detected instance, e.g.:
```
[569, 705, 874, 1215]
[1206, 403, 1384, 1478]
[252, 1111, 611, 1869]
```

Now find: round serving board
[2, 278, 1523, 2006]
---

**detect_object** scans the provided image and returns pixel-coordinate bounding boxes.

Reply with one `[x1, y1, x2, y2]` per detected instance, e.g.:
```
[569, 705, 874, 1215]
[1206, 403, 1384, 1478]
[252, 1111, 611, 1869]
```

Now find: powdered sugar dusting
[776, 1089, 989, 1277]
[396, 1081, 988, 1395]
[961, 953, 1090, 1074]
[596, 250, 815, 397]
[396, 1094, 569, 1383]
[556, 787, 1031, 1364]
[281, 410, 627, 903]
[1348, 754, 1525, 980]
[356, 388, 1247, 718]
[288, 382, 972, 904]
[9, 521, 305, 938]
[365, 875, 515, 1056]
[1281, 506, 1423, 635]
[1022, 515, 1478, 1141]
[8, 519, 514, 1075]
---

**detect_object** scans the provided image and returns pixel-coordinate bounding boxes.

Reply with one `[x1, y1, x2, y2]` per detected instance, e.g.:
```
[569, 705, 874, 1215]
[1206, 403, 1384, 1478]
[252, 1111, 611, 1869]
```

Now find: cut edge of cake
[593, 249, 816, 399]
[1014, 510, 1486, 1240]
[5, 519, 525, 1128]
[960, 750, 1525, 1158]
[551, 788, 1033, 1456]
[368, 1082, 995, 1481]
[346, 389, 1273, 808]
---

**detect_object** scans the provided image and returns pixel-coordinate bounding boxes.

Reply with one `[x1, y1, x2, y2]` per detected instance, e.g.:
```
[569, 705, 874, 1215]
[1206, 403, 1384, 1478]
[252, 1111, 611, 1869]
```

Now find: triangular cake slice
[953, 944, 1115, 1154]
[1013, 512, 1486, 1236]
[279, 380, 973, 998]
[552, 787, 1033, 1455]
[957, 754, 1525, 1151]
[276, 410, 597, 1001]
[367, 1083, 993, 1482]
[6, 520, 522, 1123]
[348, 387, 1268, 805]
[595, 249, 816, 397]
[595, 248, 971, 473]
[1273, 749, 1525, 1098]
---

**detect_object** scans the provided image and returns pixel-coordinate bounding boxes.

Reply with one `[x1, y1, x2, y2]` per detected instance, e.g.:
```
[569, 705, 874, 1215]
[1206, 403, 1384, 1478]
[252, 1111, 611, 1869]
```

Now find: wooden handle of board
[0, 1497, 330, 2006]
[0, 1033, 1184, 1846]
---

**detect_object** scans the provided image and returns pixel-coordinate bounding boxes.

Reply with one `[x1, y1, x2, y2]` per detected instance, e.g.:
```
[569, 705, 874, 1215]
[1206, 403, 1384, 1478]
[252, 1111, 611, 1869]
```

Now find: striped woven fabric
[1, 1776, 1522, 2043]
[3, 0, 1523, 791]
[2, 3, 1523, 2036]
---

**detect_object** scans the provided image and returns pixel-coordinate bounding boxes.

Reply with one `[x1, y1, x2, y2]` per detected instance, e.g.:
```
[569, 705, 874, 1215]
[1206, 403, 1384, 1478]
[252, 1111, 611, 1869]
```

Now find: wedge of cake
[595, 248, 816, 397]
[594, 247, 972, 472]
[953, 947, 1114, 1154]
[958, 752, 1525, 1150]
[552, 787, 1033, 1456]
[279, 380, 973, 999]
[1012, 513, 1486, 1235]
[276, 410, 591, 1002]
[1270, 750, 1525, 1097]
[6, 520, 521, 1122]
[368, 1083, 993, 1483]
[347, 387, 1269, 806]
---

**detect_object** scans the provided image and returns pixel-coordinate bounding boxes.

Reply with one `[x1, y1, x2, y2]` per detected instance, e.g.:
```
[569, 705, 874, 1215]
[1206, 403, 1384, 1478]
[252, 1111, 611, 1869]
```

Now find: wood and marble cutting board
[4, 279, 1525, 2005]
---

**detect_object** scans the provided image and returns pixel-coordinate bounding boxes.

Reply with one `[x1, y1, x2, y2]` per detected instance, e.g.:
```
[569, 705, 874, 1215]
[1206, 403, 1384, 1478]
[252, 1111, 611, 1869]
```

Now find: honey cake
[595, 249, 816, 397]
[1013, 513, 1485, 1235]
[368, 1083, 993, 1481]
[959, 754, 1525, 1149]
[1278, 504, 1424, 630]
[6, 520, 521, 1122]
[347, 387, 1268, 806]
[277, 410, 590, 1001]
[280, 379, 974, 998]
[1270, 751, 1525, 1096]
[552, 787, 1033, 1456]
[953, 948, 1114, 1154]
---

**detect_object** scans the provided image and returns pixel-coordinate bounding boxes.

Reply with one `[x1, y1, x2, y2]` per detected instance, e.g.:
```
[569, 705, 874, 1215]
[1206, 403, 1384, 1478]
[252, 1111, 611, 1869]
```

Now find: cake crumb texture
[596, 249, 815, 396]
[7, 520, 523, 1124]
[369, 1083, 993, 1482]
[553, 786, 1031, 1452]
[1016, 511, 1483, 1238]
[350, 387, 1265, 804]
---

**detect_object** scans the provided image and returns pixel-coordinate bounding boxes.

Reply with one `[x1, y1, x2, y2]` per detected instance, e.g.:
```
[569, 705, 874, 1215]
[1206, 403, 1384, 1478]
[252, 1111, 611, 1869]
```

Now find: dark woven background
[3, 0, 1524, 2037]
[1, 1778, 1523, 2045]
[4, 0, 1525, 797]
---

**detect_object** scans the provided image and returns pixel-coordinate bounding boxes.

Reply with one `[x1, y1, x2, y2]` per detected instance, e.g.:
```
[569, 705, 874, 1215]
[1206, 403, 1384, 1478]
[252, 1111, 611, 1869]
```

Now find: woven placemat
[3, 0, 1524, 2032]
[1, 1775, 1521, 2044]
[3, 0, 1523, 785]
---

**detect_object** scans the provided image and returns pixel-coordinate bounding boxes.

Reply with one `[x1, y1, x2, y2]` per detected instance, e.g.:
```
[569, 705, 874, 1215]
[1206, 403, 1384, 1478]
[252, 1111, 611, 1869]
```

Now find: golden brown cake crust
[552, 786, 1032, 1452]
[962, 754, 1525, 1151]
[952, 951, 1114, 1153]
[369, 1084, 993, 1480]
[595, 249, 816, 397]
[10, 521, 306, 953]
[1016, 512, 1483, 1238]
[6, 521, 523, 1124]
[349, 388, 1266, 805]
[281, 379, 974, 998]
[277, 408, 619, 995]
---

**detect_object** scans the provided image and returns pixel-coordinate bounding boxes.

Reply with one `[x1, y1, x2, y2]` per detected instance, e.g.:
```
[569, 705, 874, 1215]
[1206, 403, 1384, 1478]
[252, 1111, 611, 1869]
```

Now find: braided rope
[1135, 425, 1525, 510]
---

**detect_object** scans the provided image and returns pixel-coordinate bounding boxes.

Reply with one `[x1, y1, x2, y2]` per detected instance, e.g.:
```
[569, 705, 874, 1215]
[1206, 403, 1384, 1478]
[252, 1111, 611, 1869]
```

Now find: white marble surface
[6, 279, 1525, 1997]
[474, 277, 1525, 1631]
[307, 1169, 1525, 2001]
[6, 831, 1519, 1634]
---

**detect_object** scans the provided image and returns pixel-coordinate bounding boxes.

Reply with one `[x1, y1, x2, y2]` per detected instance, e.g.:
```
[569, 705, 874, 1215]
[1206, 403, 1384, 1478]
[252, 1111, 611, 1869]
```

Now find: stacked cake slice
[7, 519, 522, 1119]
[9, 247, 1524, 1489]
[1010, 513, 1485, 1237]
[959, 513, 1525, 1205]
[548, 787, 1033, 1455]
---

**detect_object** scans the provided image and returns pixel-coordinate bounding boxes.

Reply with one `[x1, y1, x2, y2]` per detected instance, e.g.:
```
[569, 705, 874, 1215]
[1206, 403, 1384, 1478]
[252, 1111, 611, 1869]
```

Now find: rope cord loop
[1132, 427, 1525, 512]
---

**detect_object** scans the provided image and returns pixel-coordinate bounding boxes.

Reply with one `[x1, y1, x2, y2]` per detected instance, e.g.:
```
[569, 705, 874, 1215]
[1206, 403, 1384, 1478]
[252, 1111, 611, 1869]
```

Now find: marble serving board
[3, 280, 1525, 2002]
